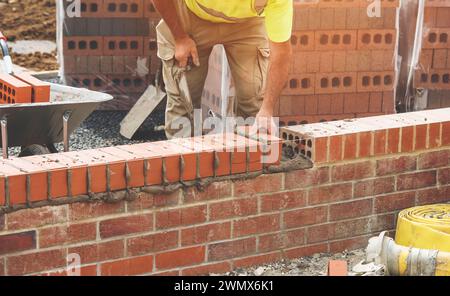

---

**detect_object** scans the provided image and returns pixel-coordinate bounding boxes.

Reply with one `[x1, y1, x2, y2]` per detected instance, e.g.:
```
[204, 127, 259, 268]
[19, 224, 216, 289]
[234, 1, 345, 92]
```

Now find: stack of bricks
[0, 73, 50, 104]
[415, 0, 450, 109]
[277, 0, 399, 126]
[62, 0, 160, 110]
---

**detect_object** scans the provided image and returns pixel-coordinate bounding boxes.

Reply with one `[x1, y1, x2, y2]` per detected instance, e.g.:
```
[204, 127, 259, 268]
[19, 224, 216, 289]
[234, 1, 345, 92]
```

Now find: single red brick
[397, 171, 437, 190]
[258, 229, 306, 253]
[101, 255, 153, 276]
[416, 186, 450, 205]
[156, 246, 205, 270]
[39, 222, 96, 248]
[69, 201, 124, 221]
[428, 123, 441, 148]
[13, 73, 50, 103]
[418, 150, 449, 169]
[285, 167, 330, 190]
[401, 126, 414, 153]
[331, 161, 374, 182]
[284, 206, 328, 228]
[374, 130, 387, 155]
[328, 260, 348, 276]
[155, 205, 206, 230]
[181, 262, 231, 276]
[354, 176, 395, 197]
[308, 183, 353, 205]
[329, 136, 343, 162]
[183, 181, 231, 203]
[260, 190, 307, 212]
[306, 223, 336, 244]
[7, 249, 66, 276]
[7, 206, 67, 230]
[376, 156, 417, 176]
[100, 214, 153, 239]
[442, 122, 450, 146]
[209, 198, 257, 221]
[358, 131, 373, 157]
[329, 199, 373, 221]
[0, 231, 36, 255]
[68, 240, 124, 264]
[234, 174, 283, 197]
[181, 222, 231, 246]
[233, 251, 282, 269]
[233, 214, 280, 238]
[387, 128, 400, 154]
[127, 231, 179, 256]
[438, 168, 450, 185]
[374, 192, 416, 213]
[208, 238, 256, 261]
[415, 124, 428, 151]
[343, 134, 357, 160]
[0, 175, 5, 207]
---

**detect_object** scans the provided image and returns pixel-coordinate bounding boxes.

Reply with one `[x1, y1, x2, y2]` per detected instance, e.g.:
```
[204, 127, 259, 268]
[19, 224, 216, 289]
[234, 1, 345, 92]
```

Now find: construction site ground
[0, 0, 370, 276]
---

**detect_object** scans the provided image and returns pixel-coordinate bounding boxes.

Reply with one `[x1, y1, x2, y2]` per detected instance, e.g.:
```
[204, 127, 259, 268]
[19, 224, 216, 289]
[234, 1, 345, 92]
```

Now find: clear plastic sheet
[57, 0, 160, 110]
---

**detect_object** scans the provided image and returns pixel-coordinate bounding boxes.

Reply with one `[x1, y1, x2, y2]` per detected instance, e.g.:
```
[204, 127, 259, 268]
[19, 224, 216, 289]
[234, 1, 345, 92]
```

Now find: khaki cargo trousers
[156, 0, 270, 139]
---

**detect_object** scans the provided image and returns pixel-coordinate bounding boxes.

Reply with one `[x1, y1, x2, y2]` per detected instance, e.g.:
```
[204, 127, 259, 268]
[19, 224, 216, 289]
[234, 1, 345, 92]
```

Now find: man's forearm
[152, 0, 187, 40]
[261, 41, 292, 115]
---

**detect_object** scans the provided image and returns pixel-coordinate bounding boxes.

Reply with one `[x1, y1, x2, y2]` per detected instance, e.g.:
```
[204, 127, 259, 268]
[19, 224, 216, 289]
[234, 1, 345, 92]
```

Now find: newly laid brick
[100, 214, 153, 239]
[397, 171, 437, 191]
[101, 255, 153, 276]
[181, 222, 231, 246]
[0, 231, 36, 255]
[156, 246, 205, 270]
[283, 206, 328, 228]
[127, 231, 179, 256]
[39, 222, 97, 248]
[308, 183, 353, 205]
[68, 240, 124, 265]
[156, 205, 206, 230]
[208, 238, 256, 261]
[7, 249, 66, 276]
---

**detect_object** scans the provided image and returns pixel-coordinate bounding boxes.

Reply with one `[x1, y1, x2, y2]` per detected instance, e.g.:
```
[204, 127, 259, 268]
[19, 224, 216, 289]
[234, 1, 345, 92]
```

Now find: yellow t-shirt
[184, 0, 293, 43]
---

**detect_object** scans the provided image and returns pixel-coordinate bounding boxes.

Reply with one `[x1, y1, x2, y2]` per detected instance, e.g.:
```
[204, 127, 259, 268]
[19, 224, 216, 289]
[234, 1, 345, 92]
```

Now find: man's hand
[175, 36, 200, 69]
[250, 105, 277, 136]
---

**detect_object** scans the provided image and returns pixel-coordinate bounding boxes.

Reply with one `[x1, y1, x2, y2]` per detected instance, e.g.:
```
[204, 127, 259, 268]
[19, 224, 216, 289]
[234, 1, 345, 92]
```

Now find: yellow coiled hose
[395, 204, 450, 252]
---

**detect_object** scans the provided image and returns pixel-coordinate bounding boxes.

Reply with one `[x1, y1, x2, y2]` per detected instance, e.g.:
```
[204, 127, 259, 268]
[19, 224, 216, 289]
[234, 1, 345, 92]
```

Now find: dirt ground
[0, 0, 58, 71]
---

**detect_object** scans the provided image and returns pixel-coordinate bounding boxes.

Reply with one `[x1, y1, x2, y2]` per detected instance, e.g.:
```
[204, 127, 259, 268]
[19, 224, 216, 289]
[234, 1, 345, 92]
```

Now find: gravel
[7, 110, 166, 157]
[216, 249, 367, 276]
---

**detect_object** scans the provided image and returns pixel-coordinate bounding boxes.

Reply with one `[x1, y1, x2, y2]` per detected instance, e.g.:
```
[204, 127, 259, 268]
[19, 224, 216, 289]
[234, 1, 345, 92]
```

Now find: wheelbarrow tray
[0, 83, 113, 147]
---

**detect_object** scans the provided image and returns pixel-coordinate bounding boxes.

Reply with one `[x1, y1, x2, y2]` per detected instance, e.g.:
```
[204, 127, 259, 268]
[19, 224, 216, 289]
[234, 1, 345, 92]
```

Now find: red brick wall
[0, 109, 449, 276]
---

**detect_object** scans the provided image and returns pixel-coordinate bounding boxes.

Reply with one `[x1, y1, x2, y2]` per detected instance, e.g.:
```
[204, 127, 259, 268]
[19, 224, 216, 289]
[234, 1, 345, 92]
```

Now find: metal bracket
[63, 111, 72, 152]
[1, 117, 8, 159]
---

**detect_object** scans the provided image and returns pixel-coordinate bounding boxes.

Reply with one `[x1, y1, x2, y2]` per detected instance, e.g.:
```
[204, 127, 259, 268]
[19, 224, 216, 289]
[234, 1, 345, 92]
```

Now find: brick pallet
[415, 0, 450, 109]
[277, 0, 400, 126]
[61, 0, 160, 110]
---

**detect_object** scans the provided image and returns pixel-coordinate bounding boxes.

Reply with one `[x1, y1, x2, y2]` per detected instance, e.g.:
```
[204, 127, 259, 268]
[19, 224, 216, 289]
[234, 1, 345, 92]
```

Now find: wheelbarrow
[0, 32, 113, 158]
